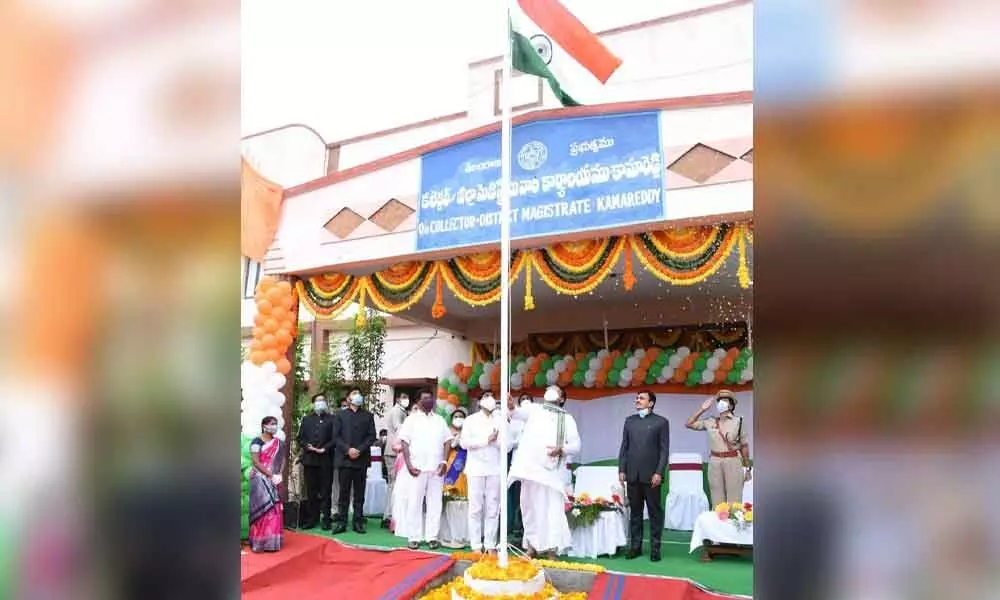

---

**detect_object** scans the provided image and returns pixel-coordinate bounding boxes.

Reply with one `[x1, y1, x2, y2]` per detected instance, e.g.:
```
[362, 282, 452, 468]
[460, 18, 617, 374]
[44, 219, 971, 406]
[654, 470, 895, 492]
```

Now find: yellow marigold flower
[714, 503, 730, 512]
[744, 510, 753, 522]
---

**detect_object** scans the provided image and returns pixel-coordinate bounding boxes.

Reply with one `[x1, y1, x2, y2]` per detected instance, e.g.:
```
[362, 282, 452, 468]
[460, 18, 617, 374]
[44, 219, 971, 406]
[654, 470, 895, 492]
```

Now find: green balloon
[543, 358, 555, 370]
[695, 357, 708, 369]
[572, 372, 584, 385]
[613, 356, 626, 369]
[645, 374, 656, 385]
[607, 370, 620, 384]
[726, 370, 739, 384]
[534, 372, 547, 387]
[687, 371, 699, 383]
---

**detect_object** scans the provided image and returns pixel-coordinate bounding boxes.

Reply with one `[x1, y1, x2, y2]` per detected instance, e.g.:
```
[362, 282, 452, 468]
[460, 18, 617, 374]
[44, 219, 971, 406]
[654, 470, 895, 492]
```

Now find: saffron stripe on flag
[517, 0, 622, 83]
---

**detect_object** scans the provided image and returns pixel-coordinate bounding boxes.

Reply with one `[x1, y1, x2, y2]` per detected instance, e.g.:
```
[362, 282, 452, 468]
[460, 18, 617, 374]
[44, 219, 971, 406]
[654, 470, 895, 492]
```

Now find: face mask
[717, 400, 730, 413]
[519, 398, 532, 407]
[351, 394, 364, 407]
[452, 417, 465, 428]
[263, 424, 278, 434]
[480, 396, 497, 412]
[420, 398, 434, 412]
[314, 401, 328, 413]
[637, 408, 649, 418]
[399, 397, 409, 409]
[543, 386, 561, 403]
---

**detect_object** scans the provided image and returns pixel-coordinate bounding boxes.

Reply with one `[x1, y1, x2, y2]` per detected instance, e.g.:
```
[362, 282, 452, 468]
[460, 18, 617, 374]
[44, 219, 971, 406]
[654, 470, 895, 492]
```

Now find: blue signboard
[417, 111, 664, 252]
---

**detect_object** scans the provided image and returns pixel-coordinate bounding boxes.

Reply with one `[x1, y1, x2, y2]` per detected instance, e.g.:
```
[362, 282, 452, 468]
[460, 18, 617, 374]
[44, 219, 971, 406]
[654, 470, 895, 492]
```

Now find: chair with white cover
[742, 478, 753, 504]
[363, 445, 388, 516]
[665, 452, 709, 531]
[567, 466, 628, 559]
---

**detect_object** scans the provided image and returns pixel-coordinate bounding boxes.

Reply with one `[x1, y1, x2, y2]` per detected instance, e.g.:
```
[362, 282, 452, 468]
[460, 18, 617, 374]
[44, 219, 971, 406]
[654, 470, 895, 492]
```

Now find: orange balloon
[721, 357, 735, 371]
[260, 333, 277, 349]
[265, 286, 283, 303]
[634, 369, 647, 381]
[438, 388, 448, 399]
[257, 277, 276, 292]
[250, 351, 266, 365]
[275, 357, 291, 375]
[265, 349, 280, 362]
[276, 330, 293, 347]
[490, 370, 500, 383]
[575, 352, 586, 360]
[447, 393, 459, 405]
[252, 327, 264, 339]
[264, 318, 280, 334]
[727, 347, 740, 358]
[602, 357, 613, 369]
[250, 339, 263, 352]
[280, 295, 295, 310]
[646, 347, 659, 359]
[254, 313, 266, 327]
[256, 299, 273, 314]
[453, 363, 464, 376]
[271, 306, 288, 321]
[682, 356, 695, 370]
[714, 370, 727, 383]
[276, 280, 292, 294]
[673, 370, 686, 383]
[595, 379, 605, 389]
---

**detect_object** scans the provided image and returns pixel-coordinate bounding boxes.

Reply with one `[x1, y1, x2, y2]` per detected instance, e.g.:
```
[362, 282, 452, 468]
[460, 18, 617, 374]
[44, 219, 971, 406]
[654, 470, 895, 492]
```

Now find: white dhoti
[392, 468, 421, 540]
[406, 471, 443, 543]
[519, 480, 572, 554]
[467, 474, 501, 552]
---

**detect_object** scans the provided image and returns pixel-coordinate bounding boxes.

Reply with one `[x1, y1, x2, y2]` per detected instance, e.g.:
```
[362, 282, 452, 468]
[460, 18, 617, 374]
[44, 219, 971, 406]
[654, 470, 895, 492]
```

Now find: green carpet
[302, 517, 752, 597]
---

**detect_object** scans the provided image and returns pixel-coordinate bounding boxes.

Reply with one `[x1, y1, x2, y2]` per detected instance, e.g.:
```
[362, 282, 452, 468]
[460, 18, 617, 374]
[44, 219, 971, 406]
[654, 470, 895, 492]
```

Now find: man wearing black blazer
[618, 389, 670, 561]
[331, 388, 377, 534]
[298, 394, 336, 529]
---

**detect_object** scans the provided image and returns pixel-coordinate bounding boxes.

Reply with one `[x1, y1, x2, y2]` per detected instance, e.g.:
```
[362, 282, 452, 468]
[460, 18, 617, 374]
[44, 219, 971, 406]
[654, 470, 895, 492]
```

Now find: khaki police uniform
[690, 413, 747, 506]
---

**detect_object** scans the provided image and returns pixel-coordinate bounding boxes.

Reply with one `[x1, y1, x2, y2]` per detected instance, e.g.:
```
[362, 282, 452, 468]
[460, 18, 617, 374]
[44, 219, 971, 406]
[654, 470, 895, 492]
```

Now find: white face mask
[479, 396, 497, 413]
[263, 424, 278, 434]
[350, 394, 364, 406]
[314, 401, 328, 413]
[637, 408, 649, 418]
[717, 400, 730, 413]
[398, 397, 409, 409]
[543, 386, 561, 403]
[452, 417, 465, 428]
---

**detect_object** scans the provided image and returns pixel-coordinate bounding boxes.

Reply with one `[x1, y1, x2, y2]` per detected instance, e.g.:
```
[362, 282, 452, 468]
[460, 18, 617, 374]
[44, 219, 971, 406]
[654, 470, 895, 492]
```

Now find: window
[242, 257, 262, 298]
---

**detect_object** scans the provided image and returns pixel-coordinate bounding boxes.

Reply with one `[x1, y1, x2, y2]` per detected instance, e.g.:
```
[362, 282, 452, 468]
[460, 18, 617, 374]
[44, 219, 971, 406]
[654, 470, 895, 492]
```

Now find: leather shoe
[626, 548, 641, 560]
[330, 523, 347, 535]
[381, 519, 391, 529]
[650, 550, 661, 562]
[353, 522, 367, 534]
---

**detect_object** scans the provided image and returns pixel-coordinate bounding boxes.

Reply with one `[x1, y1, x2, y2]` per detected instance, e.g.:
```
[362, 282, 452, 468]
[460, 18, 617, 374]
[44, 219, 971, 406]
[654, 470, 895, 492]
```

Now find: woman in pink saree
[249, 416, 285, 552]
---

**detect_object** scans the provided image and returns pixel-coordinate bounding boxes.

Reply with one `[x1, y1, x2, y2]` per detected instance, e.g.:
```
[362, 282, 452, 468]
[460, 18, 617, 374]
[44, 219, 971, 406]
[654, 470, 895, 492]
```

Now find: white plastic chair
[569, 466, 627, 558]
[363, 445, 388, 516]
[742, 478, 754, 504]
[665, 452, 709, 531]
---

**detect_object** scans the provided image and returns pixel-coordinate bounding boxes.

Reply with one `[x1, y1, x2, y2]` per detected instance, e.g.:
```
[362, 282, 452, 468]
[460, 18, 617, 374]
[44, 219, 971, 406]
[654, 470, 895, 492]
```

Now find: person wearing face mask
[297, 394, 335, 530]
[618, 390, 670, 561]
[330, 388, 377, 534]
[443, 408, 469, 499]
[508, 385, 581, 559]
[382, 393, 410, 529]
[396, 390, 453, 550]
[460, 393, 504, 555]
[249, 416, 285, 552]
[686, 390, 751, 507]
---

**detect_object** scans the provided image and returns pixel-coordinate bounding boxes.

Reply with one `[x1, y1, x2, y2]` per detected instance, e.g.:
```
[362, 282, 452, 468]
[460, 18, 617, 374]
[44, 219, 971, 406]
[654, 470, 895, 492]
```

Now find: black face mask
[419, 398, 435, 412]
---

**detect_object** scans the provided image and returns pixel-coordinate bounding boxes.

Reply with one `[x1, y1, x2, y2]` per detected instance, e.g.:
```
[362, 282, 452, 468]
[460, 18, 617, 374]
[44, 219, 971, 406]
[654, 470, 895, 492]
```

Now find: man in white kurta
[508, 385, 581, 558]
[460, 393, 503, 554]
[382, 393, 409, 528]
[397, 391, 452, 550]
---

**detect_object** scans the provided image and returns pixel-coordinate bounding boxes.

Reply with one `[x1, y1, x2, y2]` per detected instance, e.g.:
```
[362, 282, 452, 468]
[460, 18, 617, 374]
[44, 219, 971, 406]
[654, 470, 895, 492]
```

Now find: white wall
[242, 125, 328, 188]
[563, 390, 753, 464]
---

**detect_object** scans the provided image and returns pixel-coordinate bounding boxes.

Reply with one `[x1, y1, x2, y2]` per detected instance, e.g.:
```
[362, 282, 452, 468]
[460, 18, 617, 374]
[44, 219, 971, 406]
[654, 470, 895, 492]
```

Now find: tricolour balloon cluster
[248, 277, 297, 374]
[241, 360, 287, 441]
[437, 361, 500, 407]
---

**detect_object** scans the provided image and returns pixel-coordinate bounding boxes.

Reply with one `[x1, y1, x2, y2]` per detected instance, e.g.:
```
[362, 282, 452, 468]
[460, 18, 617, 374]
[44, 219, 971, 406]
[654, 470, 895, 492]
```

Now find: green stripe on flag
[511, 27, 580, 107]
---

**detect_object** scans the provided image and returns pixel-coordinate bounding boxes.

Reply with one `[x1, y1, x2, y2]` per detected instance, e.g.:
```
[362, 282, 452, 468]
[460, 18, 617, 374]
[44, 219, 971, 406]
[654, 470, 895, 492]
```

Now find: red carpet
[241, 532, 454, 600]
[588, 572, 744, 600]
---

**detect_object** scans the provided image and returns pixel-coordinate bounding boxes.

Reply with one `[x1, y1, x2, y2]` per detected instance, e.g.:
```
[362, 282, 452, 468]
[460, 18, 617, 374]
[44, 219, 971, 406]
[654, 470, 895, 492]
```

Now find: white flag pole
[497, 0, 514, 569]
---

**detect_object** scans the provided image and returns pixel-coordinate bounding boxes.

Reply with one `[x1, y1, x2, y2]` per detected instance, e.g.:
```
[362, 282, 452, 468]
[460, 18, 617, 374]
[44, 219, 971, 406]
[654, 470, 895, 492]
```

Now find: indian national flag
[511, 0, 622, 106]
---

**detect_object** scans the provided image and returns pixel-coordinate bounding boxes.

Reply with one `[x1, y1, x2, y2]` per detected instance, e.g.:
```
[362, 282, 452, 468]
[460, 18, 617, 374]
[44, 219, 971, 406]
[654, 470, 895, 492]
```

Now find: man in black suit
[618, 389, 669, 561]
[298, 393, 335, 529]
[331, 387, 377, 534]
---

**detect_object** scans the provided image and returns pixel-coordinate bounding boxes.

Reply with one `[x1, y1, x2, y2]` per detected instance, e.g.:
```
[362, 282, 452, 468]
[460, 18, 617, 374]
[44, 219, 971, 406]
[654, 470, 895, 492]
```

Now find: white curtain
[561, 391, 754, 464]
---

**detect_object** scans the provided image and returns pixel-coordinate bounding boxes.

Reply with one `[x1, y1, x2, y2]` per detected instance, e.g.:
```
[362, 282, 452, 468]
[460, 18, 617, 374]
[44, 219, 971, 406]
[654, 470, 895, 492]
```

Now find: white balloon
[747, 357, 754, 370]
[458, 382, 468, 393]
[584, 370, 596, 383]
[668, 354, 682, 368]
[449, 373, 461, 385]
[546, 369, 559, 385]
[479, 373, 491, 388]
[701, 370, 715, 384]
[618, 377, 629, 388]
[660, 365, 674, 379]
[266, 390, 284, 404]
[275, 430, 286, 442]
[510, 372, 522, 389]
[620, 369, 632, 383]
[483, 361, 495, 374]
[742, 368, 753, 382]
[633, 348, 646, 359]
[526, 356, 537, 367]
[713, 348, 728, 359]
[517, 362, 528, 374]
[597, 349, 609, 359]
[584, 379, 594, 388]
[626, 357, 639, 370]
[676, 346, 691, 358]
[261, 361, 278, 375]
[588, 358, 601, 370]
[655, 376, 668, 384]
[706, 357, 721, 371]
[267, 373, 286, 391]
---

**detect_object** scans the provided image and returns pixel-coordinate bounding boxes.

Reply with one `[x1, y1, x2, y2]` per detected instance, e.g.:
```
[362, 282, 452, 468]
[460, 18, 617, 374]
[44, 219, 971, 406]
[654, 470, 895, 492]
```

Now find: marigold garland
[417, 576, 585, 600]
[297, 224, 752, 319]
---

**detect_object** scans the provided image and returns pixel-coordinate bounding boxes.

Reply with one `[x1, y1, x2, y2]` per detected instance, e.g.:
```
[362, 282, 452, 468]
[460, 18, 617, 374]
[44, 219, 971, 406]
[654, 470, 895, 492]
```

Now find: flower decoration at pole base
[417, 576, 587, 600]
[715, 501, 753, 532]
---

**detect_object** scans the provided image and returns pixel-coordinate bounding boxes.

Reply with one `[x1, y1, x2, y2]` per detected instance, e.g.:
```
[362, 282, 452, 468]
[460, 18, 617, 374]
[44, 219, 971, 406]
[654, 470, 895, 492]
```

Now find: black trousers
[302, 464, 332, 527]
[627, 480, 664, 550]
[336, 467, 366, 525]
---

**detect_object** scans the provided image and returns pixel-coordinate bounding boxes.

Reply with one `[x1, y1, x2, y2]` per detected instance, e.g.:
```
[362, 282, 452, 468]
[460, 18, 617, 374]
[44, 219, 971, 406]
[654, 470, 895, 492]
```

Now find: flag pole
[497, 0, 514, 569]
